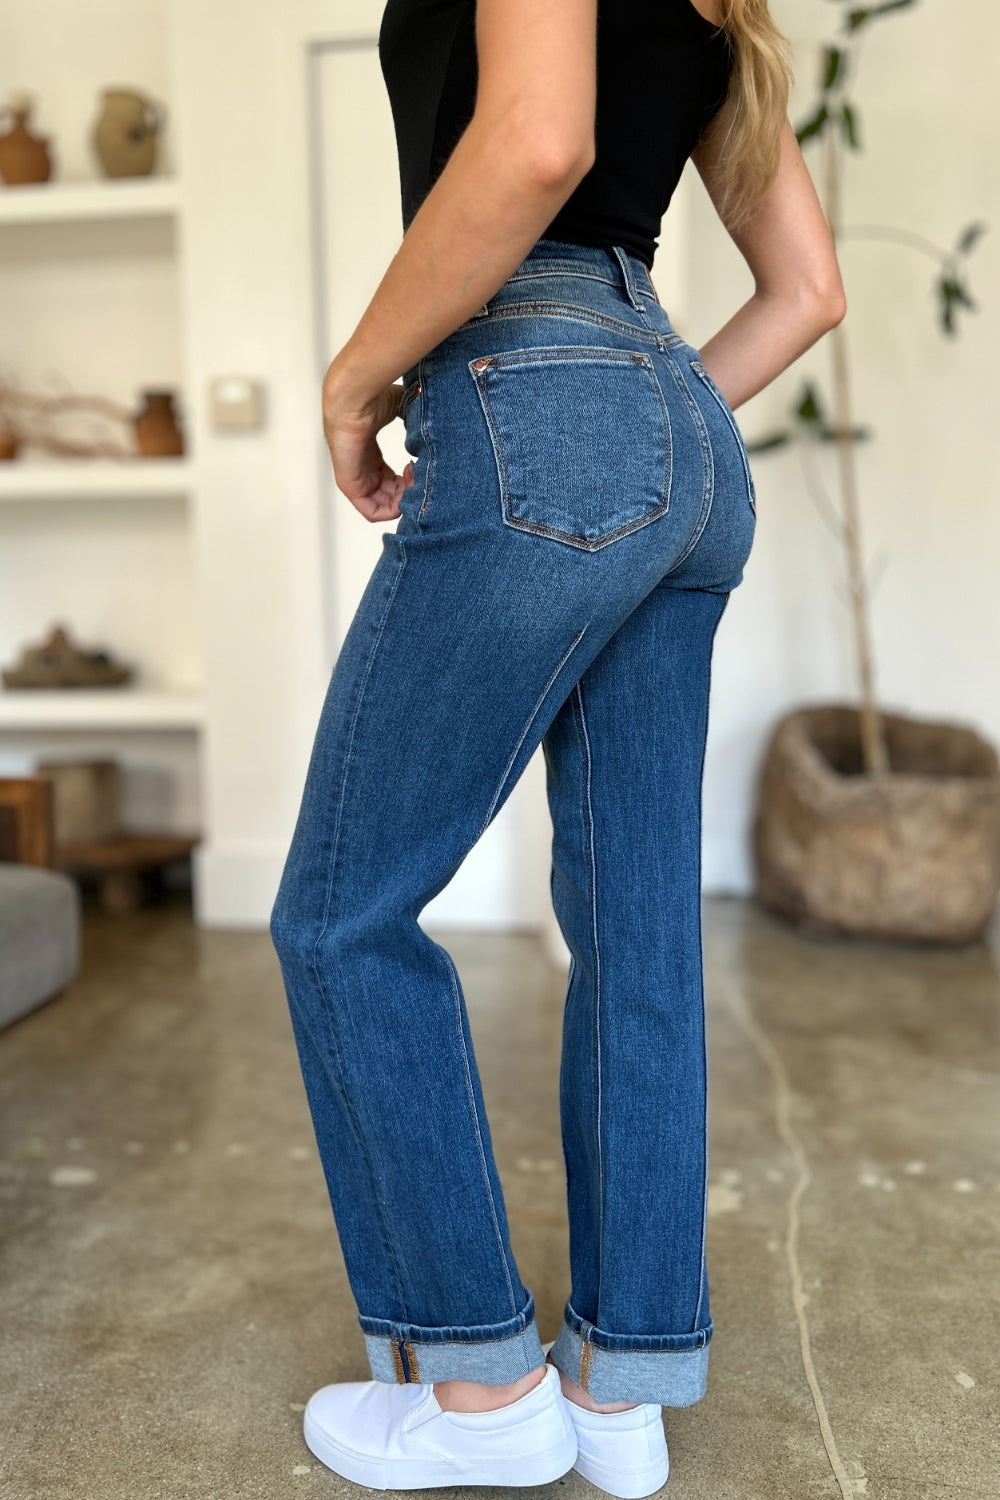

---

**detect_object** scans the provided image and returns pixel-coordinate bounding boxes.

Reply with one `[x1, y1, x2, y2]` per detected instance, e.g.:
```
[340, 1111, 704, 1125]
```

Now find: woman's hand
[322, 365, 415, 523]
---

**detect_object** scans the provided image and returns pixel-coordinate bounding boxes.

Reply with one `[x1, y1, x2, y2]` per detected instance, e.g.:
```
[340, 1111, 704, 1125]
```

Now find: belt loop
[610, 245, 645, 313]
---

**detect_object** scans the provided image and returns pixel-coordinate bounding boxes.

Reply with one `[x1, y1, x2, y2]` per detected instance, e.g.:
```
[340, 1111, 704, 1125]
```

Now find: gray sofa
[0, 777, 81, 1029]
[0, 863, 80, 1028]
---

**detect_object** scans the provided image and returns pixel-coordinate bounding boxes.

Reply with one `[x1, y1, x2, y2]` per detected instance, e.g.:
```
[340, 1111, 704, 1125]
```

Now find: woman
[269, 0, 845, 1491]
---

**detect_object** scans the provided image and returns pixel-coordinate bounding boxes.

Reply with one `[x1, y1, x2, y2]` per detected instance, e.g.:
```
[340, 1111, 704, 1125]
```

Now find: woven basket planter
[752, 705, 1000, 944]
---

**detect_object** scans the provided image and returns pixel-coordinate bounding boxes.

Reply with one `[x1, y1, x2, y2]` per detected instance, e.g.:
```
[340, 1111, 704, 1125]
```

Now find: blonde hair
[711, 0, 795, 233]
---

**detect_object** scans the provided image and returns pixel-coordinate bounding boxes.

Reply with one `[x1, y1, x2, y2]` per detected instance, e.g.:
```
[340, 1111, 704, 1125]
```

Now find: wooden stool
[55, 832, 200, 914]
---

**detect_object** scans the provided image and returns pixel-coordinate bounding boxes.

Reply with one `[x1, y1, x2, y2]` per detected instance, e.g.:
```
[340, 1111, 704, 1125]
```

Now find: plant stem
[823, 118, 889, 775]
[836, 222, 955, 266]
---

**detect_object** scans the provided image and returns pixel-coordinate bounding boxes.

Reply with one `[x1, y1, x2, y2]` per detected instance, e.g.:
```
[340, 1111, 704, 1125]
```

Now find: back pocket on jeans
[468, 346, 672, 551]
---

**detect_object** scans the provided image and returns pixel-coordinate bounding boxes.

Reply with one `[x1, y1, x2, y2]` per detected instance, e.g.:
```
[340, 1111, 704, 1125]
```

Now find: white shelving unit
[0, 176, 181, 226]
[0, 177, 199, 729]
[0, 688, 204, 730]
[0, 457, 193, 503]
[0, 10, 205, 858]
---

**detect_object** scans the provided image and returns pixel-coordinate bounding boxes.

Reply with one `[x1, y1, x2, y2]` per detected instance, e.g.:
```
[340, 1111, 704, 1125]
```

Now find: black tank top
[378, 0, 734, 272]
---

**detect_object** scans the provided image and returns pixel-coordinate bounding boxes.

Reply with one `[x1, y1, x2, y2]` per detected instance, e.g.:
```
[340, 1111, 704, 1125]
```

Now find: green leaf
[939, 274, 977, 331]
[956, 220, 988, 256]
[840, 101, 861, 149]
[797, 382, 826, 424]
[823, 46, 845, 90]
[793, 382, 870, 441]
[796, 103, 829, 145]
[936, 273, 980, 335]
[941, 276, 974, 308]
[745, 432, 793, 455]
[844, 0, 917, 31]
[939, 288, 957, 337]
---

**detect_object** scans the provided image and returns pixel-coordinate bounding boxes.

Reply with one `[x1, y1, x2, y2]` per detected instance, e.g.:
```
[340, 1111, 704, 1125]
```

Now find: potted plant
[749, 0, 1000, 943]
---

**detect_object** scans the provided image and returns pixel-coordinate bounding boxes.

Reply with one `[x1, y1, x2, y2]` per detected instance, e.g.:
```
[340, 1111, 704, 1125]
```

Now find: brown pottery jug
[92, 88, 163, 178]
[0, 94, 52, 185]
[133, 391, 184, 457]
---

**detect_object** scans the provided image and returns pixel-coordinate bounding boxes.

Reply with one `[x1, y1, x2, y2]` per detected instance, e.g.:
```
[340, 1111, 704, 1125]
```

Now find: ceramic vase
[133, 391, 183, 457]
[0, 96, 52, 185]
[92, 88, 163, 179]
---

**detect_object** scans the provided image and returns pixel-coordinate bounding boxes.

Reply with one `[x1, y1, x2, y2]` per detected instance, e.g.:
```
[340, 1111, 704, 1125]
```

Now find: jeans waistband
[401, 239, 664, 390]
[500, 237, 659, 313]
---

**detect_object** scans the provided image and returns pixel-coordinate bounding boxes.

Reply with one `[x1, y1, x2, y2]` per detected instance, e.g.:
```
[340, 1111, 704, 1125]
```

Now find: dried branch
[0, 378, 137, 459]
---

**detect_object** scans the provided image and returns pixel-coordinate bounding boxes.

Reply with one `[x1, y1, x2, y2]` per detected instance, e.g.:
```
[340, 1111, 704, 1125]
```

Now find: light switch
[209, 375, 265, 430]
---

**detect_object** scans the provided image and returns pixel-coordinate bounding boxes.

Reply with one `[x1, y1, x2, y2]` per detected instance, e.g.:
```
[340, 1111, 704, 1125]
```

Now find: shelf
[0, 177, 181, 227]
[0, 688, 205, 731]
[0, 460, 193, 503]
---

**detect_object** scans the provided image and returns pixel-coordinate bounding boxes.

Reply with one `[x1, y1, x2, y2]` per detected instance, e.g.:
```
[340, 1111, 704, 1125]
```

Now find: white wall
[685, 0, 1000, 888]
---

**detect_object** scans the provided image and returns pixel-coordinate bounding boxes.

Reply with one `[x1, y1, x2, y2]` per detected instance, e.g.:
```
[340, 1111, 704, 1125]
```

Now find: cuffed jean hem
[547, 1300, 714, 1406]
[359, 1292, 546, 1386]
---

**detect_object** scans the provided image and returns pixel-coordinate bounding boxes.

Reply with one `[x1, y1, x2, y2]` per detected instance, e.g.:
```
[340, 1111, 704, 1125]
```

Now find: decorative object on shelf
[753, 706, 1000, 945]
[133, 389, 184, 456]
[2, 622, 134, 689]
[92, 87, 164, 179]
[34, 754, 199, 914]
[0, 91, 52, 186]
[0, 375, 132, 457]
[34, 758, 119, 844]
[0, 375, 188, 459]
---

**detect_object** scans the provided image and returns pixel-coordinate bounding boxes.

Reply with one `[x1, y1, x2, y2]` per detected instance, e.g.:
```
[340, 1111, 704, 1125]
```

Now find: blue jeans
[269, 237, 756, 1406]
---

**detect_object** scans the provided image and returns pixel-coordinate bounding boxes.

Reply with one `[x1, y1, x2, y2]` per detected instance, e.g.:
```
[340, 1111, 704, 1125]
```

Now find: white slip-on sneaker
[542, 1340, 669, 1498]
[302, 1357, 578, 1490]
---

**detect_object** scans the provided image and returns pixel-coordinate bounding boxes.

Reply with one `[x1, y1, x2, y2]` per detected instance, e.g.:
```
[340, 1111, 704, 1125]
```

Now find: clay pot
[752, 705, 1000, 944]
[0, 97, 52, 185]
[92, 88, 163, 179]
[133, 390, 183, 457]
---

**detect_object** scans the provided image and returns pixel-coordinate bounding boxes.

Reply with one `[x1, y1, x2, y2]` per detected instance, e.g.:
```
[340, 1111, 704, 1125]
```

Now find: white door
[296, 1, 555, 930]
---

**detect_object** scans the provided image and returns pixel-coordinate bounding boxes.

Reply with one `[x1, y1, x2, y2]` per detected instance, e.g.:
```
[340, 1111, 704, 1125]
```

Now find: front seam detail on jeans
[477, 628, 587, 839]
[689, 359, 756, 513]
[391, 1340, 406, 1382]
[690, 599, 725, 1333]
[307, 547, 412, 1321]
[579, 1337, 594, 1393]
[659, 352, 715, 578]
[417, 359, 435, 519]
[574, 678, 605, 1322]
[444, 947, 519, 1317]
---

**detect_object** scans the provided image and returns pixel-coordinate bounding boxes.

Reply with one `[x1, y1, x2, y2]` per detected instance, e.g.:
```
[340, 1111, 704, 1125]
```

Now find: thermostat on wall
[209, 375, 265, 431]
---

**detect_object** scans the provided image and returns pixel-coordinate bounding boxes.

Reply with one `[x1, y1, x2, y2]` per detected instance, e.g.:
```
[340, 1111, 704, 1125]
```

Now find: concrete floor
[1, 892, 998, 1499]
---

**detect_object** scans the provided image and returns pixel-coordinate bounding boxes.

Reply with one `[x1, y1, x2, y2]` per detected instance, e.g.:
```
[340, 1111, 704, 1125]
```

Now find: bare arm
[688, 102, 847, 410]
[324, 0, 598, 521]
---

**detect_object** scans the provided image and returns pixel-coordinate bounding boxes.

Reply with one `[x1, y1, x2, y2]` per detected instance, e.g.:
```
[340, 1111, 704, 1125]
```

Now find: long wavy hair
[711, 0, 795, 233]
